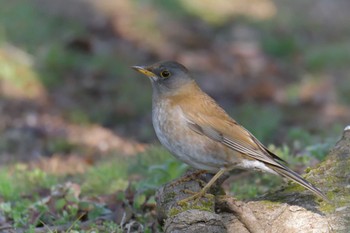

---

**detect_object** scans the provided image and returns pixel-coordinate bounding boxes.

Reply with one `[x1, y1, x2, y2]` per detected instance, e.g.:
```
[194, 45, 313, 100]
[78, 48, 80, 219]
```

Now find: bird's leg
[178, 168, 227, 205]
[169, 170, 207, 187]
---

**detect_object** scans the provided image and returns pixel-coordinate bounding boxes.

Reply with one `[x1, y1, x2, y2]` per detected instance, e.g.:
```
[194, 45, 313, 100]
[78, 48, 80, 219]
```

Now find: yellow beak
[131, 66, 156, 77]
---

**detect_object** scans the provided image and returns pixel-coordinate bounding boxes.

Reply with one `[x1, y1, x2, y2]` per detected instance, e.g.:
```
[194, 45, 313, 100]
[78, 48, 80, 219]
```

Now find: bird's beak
[131, 65, 156, 78]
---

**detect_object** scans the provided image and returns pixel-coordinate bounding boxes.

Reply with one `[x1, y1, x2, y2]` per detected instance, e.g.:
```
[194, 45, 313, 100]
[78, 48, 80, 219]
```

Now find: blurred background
[0, 0, 349, 230]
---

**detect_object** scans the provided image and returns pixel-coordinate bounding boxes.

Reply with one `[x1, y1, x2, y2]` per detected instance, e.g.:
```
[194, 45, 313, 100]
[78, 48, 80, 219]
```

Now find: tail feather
[268, 164, 329, 202]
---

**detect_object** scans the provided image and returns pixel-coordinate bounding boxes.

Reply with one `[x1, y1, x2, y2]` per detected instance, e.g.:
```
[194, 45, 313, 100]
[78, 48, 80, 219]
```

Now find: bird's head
[132, 61, 194, 95]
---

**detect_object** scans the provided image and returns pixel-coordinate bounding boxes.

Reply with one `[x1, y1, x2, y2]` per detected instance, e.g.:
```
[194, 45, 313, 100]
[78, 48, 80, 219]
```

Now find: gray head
[132, 61, 194, 95]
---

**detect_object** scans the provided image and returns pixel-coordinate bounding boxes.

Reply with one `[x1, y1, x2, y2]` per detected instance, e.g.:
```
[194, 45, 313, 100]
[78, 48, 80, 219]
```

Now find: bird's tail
[268, 164, 329, 202]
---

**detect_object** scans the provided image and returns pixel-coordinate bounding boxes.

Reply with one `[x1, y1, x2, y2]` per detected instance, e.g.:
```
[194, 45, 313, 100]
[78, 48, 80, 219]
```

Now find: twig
[217, 197, 265, 233]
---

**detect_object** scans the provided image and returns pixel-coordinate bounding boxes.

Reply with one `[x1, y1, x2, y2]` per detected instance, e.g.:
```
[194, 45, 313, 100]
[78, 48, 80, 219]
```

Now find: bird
[132, 61, 328, 204]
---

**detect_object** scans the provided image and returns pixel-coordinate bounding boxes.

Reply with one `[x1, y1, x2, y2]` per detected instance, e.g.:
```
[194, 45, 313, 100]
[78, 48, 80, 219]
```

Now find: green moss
[169, 207, 181, 217]
[319, 202, 336, 213]
[199, 194, 215, 210]
[259, 200, 279, 209]
[283, 183, 304, 193]
[304, 167, 312, 173]
[169, 194, 215, 217]
[163, 192, 177, 203]
[169, 203, 213, 217]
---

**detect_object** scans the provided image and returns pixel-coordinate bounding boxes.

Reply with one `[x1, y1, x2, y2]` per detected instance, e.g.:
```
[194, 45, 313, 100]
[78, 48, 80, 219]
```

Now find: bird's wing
[183, 108, 285, 167]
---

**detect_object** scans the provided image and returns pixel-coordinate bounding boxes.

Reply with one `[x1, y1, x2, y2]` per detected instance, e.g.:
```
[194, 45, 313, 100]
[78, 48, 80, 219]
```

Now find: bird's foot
[177, 169, 227, 206]
[177, 189, 213, 206]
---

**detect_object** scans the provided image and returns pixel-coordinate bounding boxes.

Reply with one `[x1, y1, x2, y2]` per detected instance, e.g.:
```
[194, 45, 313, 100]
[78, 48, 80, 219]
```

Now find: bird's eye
[160, 70, 171, 78]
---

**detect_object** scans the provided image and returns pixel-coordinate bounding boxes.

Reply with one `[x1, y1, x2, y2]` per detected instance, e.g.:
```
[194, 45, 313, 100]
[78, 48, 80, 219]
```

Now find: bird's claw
[177, 189, 213, 206]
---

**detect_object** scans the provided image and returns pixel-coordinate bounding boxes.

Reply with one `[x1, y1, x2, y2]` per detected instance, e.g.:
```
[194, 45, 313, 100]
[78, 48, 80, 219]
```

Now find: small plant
[81, 158, 129, 195]
[130, 146, 188, 192]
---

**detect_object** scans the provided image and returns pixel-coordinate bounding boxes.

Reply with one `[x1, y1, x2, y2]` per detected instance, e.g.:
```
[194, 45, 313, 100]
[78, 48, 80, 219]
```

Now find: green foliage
[230, 173, 282, 200]
[0, 169, 19, 200]
[130, 146, 187, 192]
[0, 200, 32, 228]
[0, 147, 188, 228]
[304, 42, 350, 70]
[81, 158, 129, 195]
[261, 33, 299, 58]
[287, 127, 336, 161]
[99, 221, 123, 233]
[0, 165, 57, 201]
[20, 167, 57, 190]
[268, 144, 310, 165]
[287, 127, 314, 147]
[87, 203, 112, 221]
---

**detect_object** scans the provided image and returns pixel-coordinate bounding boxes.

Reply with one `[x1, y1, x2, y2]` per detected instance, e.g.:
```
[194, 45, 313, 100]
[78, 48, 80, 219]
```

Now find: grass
[230, 173, 282, 200]
[80, 146, 187, 196]
[0, 165, 58, 201]
[0, 146, 186, 229]
[129, 146, 188, 192]
[81, 158, 129, 195]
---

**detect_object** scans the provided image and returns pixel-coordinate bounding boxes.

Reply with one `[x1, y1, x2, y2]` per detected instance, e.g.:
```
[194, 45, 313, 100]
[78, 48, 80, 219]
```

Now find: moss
[196, 194, 215, 211]
[304, 167, 312, 173]
[170, 203, 212, 216]
[283, 183, 304, 193]
[319, 201, 336, 213]
[259, 200, 279, 209]
[168, 207, 181, 217]
[163, 192, 177, 204]
[322, 187, 350, 213]
[169, 194, 215, 217]
[316, 150, 350, 213]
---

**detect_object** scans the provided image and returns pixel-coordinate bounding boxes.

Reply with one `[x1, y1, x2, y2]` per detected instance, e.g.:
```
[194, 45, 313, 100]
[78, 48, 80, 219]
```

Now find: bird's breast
[152, 100, 189, 155]
[151, 99, 235, 172]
